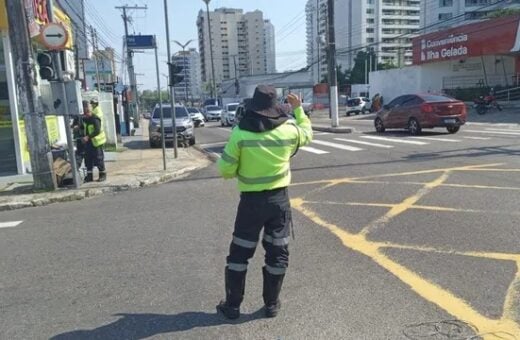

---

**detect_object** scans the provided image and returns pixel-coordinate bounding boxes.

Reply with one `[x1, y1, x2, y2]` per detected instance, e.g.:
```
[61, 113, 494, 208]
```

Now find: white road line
[484, 128, 520, 133]
[217, 127, 232, 132]
[0, 221, 23, 229]
[409, 136, 461, 142]
[464, 130, 520, 136]
[300, 146, 330, 154]
[211, 152, 221, 159]
[312, 139, 363, 151]
[314, 132, 331, 136]
[360, 135, 428, 145]
[463, 136, 491, 140]
[334, 138, 394, 148]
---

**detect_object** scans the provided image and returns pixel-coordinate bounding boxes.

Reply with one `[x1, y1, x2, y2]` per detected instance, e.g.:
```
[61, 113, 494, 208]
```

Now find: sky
[89, 0, 308, 90]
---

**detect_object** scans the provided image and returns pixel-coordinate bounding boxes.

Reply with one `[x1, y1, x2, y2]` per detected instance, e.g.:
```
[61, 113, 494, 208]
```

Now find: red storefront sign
[412, 16, 520, 65]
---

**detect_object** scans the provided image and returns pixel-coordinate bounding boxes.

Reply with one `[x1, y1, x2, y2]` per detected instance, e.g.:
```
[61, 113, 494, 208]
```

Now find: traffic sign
[126, 35, 156, 50]
[41, 23, 69, 50]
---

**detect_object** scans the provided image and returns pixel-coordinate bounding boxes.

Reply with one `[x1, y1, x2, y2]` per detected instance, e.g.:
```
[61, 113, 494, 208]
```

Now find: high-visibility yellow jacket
[217, 106, 312, 192]
[84, 115, 106, 147]
[92, 106, 103, 119]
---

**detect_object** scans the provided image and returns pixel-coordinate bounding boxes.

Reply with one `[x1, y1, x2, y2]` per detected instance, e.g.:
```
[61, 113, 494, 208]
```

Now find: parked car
[204, 105, 223, 121]
[346, 97, 371, 116]
[148, 104, 195, 148]
[374, 94, 467, 135]
[221, 103, 240, 127]
[187, 107, 205, 127]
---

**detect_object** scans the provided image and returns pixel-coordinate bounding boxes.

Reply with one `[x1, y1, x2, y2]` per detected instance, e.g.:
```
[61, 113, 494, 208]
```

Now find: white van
[221, 102, 240, 127]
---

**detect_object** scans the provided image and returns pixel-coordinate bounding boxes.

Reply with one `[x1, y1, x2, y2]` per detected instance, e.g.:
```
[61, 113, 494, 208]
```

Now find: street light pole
[163, 0, 178, 158]
[203, 0, 217, 99]
[173, 40, 194, 104]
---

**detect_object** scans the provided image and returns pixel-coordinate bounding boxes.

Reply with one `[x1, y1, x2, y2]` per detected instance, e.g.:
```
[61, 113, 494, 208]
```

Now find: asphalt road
[1, 116, 520, 339]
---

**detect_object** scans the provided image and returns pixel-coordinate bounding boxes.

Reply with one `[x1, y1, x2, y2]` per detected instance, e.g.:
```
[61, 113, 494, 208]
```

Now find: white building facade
[197, 8, 274, 88]
[306, 0, 421, 84]
[421, 0, 520, 31]
[172, 48, 202, 101]
[264, 19, 276, 73]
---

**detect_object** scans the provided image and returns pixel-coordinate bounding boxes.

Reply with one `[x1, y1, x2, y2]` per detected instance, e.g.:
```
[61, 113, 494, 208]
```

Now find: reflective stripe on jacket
[217, 106, 312, 192]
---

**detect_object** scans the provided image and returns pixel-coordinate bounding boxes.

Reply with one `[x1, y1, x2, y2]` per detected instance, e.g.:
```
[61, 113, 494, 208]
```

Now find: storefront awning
[413, 16, 520, 65]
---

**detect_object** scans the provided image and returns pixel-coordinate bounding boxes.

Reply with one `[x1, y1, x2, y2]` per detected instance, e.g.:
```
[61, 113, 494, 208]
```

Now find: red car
[374, 94, 467, 135]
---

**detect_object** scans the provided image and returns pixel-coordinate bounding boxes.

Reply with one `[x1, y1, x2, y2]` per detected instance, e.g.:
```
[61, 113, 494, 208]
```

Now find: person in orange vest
[82, 100, 107, 182]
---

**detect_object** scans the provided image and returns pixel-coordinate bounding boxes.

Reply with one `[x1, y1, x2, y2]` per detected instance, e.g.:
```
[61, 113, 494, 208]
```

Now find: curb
[312, 125, 354, 133]
[0, 165, 202, 212]
[193, 144, 219, 163]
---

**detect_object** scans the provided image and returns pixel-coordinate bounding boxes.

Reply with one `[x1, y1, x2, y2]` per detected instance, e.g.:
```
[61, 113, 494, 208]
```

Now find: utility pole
[115, 4, 147, 129]
[316, 0, 320, 83]
[232, 55, 239, 96]
[47, 0, 81, 188]
[90, 26, 101, 92]
[326, 0, 339, 127]
[163, 0, 178, 158]
[5, 0, 56, 190]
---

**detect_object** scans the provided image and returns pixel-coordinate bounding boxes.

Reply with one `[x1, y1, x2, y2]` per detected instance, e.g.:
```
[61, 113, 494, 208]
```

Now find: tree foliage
[139, 90, 169, 112]
[486, 8, 520, 18]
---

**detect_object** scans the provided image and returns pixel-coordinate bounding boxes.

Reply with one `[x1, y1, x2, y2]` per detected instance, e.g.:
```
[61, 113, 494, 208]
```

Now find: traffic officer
[216, 85, 312, 319]
[82, 100, 107, 182]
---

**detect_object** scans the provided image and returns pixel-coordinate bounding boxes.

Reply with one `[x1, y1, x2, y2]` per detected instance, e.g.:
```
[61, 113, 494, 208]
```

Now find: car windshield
[187, 108, 200, 113]
[227, 104, 238, 111]
[421, 95, 454, 102]
[207, 106, 221, 111]
[153, 106, 189, 119]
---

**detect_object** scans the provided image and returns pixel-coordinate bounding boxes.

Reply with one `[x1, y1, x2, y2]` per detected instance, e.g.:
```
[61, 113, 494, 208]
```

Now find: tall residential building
[305, 0, 328, 83]
[421, 0, 520, 31]
[172, 48, 203, 101]
[306, 0, 421, 83]
[264, 19, 276, 73]
[197, 8, 273, 87]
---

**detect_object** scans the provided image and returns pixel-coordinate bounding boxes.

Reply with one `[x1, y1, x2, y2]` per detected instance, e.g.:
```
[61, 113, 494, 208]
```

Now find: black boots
[217, 267, 247, 320]
[98, 171, 107, 182]
[262, 267, 285, 318]
[84, 172, 93, 183]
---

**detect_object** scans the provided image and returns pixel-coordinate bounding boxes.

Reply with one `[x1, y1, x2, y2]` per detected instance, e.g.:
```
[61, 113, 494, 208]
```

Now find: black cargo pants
[84, 142, 105, 173]
[226, 187, 291, 276]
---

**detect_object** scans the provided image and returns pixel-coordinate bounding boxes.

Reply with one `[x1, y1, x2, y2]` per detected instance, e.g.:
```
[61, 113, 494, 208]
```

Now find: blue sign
[126, 35, 156, 49]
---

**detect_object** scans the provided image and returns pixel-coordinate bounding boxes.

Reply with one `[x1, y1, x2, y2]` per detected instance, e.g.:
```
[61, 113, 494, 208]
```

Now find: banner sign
[413, 16, 520, 65]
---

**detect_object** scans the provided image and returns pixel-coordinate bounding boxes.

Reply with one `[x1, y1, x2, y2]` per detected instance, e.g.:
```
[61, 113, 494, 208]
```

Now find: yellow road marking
[292, 201, 520, 338]
[291, 163, 520, 338]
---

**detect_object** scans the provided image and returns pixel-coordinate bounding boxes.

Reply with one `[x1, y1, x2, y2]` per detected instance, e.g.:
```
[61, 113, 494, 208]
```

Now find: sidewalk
[310, 109, 355, 133]
[0, 120, 211, 211]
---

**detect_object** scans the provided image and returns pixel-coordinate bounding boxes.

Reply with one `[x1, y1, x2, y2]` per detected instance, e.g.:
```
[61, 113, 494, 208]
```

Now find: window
[402, 96, 423, 107]
[366, 28, 374, 33]
[367, 18, 375, 24]
[438, 13, 453, 20]
[439, 0, 453, 6]
[366, 8, 374, 14]
[366, 38, 375, 43]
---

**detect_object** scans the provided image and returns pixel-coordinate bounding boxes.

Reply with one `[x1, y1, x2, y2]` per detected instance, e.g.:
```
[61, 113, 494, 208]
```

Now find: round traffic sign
[41, 23, 69, 50]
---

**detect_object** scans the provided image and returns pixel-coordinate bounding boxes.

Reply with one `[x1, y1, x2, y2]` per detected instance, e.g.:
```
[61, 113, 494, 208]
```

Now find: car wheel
[221, 119, 225, 127]
[346, 112, 351, 117]
[375, 118, 385, 133]
[447, 126, 460, 134]
[189, 136, 196, 146]
[408, 118, 422, 135]
[149, 139, 159, 148]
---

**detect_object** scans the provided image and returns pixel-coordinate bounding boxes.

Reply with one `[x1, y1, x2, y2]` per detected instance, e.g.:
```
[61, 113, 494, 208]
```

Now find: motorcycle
[473, 95, 502, 115]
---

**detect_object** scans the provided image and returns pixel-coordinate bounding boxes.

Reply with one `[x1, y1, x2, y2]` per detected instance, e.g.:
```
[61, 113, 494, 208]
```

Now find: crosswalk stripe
[0, 221, 23, 229]
[300, 146, 330, 154]
[463, 136, 491, 140]
[314, 132, 330, 136]
[312, 139, 363, 151]
[334, 138, 394, 148]
[409, 136, 461, 142]
[360, 135, 428, 145]
[484, 128, 520, 133]
[465, 130, 520, 136]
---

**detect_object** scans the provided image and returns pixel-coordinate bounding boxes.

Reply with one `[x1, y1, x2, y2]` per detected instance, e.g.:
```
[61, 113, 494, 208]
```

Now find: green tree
[487, 8, 520, 18]
[349, 51, 396, 84]
[139, 89, 169, 113]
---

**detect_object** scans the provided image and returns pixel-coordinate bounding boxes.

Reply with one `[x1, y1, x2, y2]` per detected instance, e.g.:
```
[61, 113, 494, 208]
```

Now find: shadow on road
[50, 310, 265, 340]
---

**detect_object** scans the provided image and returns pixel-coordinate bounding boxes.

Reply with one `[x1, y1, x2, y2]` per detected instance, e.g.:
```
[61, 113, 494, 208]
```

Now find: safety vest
[217, 106, 312, 192]
[92, 106, 103, 119]
[84, 116, 106, 147]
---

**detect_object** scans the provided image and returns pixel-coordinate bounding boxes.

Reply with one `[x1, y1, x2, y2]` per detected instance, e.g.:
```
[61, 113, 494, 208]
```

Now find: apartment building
[172, 48, 202, 101]
[421, 0, 520, 31]
[264, 19, 276, 73]
[306, 0, 421, 83]
[197, 8, 273, 86]
[306, 0, 328, 83]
